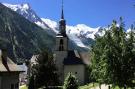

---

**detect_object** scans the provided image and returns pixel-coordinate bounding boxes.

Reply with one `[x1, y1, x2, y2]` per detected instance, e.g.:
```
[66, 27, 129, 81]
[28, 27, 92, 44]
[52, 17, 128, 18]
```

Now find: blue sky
[0, 0, 135, 28]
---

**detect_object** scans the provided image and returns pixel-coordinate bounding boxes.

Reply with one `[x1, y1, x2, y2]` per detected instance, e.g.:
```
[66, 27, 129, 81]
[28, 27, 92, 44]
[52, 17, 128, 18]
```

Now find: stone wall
[54, 51, 67, 84]
[55, 37, 68, 51]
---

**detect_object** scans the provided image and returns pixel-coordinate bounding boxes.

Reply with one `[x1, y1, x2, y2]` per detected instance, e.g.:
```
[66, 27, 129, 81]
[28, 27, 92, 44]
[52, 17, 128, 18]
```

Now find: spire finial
[61, 0, 64, 19]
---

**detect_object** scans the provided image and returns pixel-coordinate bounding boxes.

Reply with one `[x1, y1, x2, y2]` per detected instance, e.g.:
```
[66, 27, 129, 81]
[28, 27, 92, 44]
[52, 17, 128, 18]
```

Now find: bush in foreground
[63, 72, 79, 89]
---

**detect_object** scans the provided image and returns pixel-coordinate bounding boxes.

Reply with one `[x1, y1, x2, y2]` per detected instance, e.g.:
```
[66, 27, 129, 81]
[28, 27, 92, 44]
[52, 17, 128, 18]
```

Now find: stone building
[0, 49, 23, 89]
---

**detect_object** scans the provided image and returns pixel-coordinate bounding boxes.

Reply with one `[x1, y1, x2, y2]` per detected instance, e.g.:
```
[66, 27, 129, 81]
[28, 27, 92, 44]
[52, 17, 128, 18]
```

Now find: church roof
[0, 49, 24, 73]
[64, 50, 84, 65]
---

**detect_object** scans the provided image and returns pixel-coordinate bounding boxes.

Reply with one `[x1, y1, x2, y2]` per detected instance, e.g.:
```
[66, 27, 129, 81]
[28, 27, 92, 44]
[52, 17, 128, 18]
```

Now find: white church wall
[64, 65, 85, 85]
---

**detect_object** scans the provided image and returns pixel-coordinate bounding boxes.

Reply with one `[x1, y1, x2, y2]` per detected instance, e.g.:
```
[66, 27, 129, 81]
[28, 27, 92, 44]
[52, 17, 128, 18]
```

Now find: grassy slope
[20, 85, 28, 89]
[79, 83, 99, 89]
[79, 84, 133, 89]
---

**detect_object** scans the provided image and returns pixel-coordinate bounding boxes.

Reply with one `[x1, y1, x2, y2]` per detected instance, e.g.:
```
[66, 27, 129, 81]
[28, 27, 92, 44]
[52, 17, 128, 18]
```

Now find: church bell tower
[54, 0, 68, 84]
[55, 0, 68, 52]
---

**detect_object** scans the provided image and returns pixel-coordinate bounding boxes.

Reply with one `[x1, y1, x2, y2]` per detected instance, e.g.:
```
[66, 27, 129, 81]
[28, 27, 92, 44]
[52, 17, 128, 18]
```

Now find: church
[54, 4, 87, 85]
[29, 2, 89, 85]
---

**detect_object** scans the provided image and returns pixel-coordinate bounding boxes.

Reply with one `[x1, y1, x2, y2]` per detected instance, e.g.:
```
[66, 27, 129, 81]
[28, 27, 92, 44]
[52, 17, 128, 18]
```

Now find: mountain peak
[2, 3, 31, 11]
[21, 3, 30, 10]
[2, 3, 49, 28]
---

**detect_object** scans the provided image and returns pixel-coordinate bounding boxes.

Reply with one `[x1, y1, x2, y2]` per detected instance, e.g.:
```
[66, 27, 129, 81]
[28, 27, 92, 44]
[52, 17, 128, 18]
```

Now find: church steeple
[61, 0, 64, 19]
[61, 7, 64, 19]
[59, 0, 66, 36]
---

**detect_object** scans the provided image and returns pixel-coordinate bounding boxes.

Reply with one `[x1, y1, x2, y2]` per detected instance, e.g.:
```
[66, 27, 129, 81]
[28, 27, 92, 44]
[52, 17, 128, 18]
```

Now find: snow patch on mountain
[3, 3, 30, 12]
[67, 24, 100, 39]
[22, 3, 29, 9]
[66, 24, 103, 48]
[41, 18, 59, 33]
[68, 33, 89, 48]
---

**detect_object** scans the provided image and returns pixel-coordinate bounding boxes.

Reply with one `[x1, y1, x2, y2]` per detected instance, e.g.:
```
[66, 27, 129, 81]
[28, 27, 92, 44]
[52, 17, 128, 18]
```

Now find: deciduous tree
[91, 18, 135, 88]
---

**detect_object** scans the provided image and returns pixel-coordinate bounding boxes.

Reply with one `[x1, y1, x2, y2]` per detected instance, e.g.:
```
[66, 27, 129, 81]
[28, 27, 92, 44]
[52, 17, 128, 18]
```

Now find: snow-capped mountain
[3, 3, 104, 49]
[3, 3, 49, 29]
[41, 18, 59, 33]
[41, 18, 104, 48]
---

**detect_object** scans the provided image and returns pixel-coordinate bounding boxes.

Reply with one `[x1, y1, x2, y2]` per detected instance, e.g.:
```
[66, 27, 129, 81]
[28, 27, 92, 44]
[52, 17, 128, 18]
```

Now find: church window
[59, 39, 64, 51]
[60, 39, 64, 44]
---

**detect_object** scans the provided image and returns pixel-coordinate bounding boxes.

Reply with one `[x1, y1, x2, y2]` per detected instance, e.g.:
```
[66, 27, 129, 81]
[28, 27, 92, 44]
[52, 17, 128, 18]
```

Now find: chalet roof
[0, 49, 24, 72]
[64, 50, 84, 65]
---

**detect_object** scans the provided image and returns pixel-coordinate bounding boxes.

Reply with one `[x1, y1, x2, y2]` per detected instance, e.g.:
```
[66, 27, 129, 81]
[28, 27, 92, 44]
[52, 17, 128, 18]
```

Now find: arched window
[60, 39, 63, 44]
[59, 39, 64, 51]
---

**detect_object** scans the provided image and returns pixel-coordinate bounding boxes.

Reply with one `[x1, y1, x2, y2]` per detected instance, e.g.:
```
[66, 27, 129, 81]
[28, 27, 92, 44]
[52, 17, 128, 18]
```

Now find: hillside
[0, 3, 55, 62]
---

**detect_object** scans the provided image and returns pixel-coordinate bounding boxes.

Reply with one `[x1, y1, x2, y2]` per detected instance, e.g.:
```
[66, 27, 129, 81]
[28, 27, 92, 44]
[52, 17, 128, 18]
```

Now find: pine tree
[31, 50, 59, 88]
[63, 72, 79, 89]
